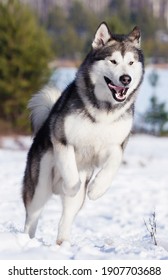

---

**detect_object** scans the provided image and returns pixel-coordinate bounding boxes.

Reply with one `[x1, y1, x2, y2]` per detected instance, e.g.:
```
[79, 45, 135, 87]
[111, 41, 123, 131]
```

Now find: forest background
[0, 0, 168, 133]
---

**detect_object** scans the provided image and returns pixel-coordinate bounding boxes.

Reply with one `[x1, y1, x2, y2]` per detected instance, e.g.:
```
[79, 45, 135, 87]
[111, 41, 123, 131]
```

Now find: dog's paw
[87, 181, 106, 200]
[56, 239, 71, 246]
[63, 180, 81, 197]
[88, 188, 105, 200]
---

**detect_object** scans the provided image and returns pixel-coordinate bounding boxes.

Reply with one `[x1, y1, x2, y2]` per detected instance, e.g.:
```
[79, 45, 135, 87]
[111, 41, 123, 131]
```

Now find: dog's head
[89, 22, 144, 104]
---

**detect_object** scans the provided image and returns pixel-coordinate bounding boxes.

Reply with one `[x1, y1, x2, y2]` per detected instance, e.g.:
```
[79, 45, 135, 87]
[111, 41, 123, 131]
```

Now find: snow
[0, 135, 168, 260]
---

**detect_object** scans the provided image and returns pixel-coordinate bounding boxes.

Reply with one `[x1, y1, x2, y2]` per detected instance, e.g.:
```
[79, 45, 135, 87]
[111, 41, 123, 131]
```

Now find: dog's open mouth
[104, 76, 128, 102]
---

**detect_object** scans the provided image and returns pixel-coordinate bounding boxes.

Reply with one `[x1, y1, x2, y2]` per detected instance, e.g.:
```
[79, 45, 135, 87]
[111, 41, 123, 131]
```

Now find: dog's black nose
[119, 75, 132, 86]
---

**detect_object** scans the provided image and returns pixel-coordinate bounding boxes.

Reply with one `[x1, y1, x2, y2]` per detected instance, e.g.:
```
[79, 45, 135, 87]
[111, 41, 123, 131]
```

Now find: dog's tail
[28, 86, 61, 134]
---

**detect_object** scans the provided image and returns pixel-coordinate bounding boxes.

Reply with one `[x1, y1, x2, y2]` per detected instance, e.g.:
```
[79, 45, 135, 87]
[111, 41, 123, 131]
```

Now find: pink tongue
[108, 83, 124, 91]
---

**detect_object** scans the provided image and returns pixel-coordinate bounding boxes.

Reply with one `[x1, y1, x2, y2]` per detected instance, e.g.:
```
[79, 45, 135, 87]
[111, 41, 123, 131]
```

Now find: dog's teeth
[106, 79, 127, 102]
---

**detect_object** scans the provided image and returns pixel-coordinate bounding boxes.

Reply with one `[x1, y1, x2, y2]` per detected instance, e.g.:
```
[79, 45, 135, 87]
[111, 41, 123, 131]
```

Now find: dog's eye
[110, 60, 117, 65]
[129, 61, 134, 65]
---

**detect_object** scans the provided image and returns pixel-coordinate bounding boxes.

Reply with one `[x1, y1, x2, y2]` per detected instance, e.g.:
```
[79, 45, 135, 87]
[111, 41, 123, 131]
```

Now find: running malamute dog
[23, 22, 144, 244]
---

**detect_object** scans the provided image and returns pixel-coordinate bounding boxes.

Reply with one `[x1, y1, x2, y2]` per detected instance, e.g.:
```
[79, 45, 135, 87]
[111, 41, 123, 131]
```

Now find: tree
[108, 0, 131, 32]
[46, 2, 100, 58]
[46, 4, 84, 59]
[47, 5, 67, 35]
[144, 95, 168, 135]
[0, 0, 53, 133]
[68, 1, 99, 36]
[105, 15, 129, 34]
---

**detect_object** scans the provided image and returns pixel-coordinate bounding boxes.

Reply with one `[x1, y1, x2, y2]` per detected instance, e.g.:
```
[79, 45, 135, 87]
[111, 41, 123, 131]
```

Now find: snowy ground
[0, 134, 168, 260]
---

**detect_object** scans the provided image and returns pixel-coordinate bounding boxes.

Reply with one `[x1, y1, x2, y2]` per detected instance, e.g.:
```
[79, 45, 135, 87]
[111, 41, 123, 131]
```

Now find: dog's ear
[128, 26, 141, 48]
[92, 22, 111, 49]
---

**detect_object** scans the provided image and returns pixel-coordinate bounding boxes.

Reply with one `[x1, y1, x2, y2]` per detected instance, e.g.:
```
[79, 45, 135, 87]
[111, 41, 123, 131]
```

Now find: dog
[22, 22, 144, 245]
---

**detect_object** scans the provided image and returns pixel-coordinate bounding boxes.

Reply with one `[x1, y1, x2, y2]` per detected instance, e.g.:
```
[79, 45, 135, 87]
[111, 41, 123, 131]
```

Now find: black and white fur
[22, 22, 144, 245]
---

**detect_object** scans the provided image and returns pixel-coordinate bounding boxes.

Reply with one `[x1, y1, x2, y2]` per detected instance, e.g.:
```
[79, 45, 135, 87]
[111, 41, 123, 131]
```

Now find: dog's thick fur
[22, 22, 144, 244]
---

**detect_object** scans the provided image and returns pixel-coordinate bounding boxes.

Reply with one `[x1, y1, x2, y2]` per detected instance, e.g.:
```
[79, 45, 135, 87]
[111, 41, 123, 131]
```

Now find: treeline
[44, 0, 168, 60]
[0, 0, 168, 134]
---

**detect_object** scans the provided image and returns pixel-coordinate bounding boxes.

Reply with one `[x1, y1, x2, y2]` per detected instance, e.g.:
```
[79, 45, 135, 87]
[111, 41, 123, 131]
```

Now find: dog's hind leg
[24, 184, 52, 238]
[56, 171, 87, 245]
[24, 152, 52, 238]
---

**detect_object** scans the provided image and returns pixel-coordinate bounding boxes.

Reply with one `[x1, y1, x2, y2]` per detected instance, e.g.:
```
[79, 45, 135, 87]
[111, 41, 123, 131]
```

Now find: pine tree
[144, 95, 168, 135]
[0, 0, 53, 133]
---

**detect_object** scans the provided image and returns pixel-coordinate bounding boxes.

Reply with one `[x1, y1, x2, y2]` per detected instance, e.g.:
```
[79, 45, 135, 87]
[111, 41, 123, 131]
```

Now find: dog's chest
[65, 113, 132, 152]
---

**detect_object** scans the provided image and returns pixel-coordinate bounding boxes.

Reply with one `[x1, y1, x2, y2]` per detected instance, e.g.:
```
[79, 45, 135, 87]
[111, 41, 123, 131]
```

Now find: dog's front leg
[88, 145, 122, 200]
[53, 142, 81, 196]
